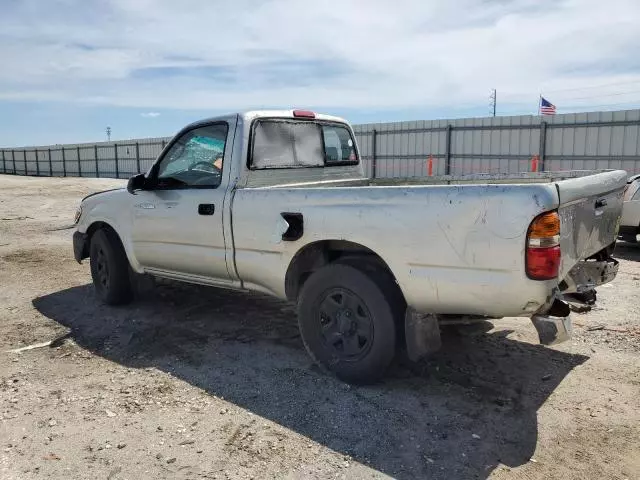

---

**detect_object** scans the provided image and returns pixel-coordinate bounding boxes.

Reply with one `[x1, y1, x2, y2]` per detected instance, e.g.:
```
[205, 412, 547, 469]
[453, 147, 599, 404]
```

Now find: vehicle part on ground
[531, 298, 572, 345]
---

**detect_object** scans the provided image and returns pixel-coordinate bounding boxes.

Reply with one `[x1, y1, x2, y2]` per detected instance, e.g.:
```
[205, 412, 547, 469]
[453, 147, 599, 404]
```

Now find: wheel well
[284, 240, 404, 303]
[84, 222, 123, 256]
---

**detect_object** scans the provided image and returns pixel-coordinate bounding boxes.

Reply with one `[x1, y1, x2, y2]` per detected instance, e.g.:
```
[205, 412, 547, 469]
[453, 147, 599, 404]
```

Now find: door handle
[595, 198, 607, 209]
[198, 203, 215, 215]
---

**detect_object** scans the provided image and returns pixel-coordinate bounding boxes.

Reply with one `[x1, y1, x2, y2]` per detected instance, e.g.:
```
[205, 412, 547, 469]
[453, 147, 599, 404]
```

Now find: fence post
[76, 146, 82, 177]
[539, 121, 547, 172]
[135, 142, 141, 173]
[34, 150, 40, 176]
[1, 150, 5, 174]
[12, 150, 16, 174]
[48, 148, 52, 176]
[94, 145, 99, 178]
[114, 143, 119, 178]
[371, 129, 377, 179]
[24, 150, 27, 175]
[445, 124, 453, 175]
[62, 148, 67, 177]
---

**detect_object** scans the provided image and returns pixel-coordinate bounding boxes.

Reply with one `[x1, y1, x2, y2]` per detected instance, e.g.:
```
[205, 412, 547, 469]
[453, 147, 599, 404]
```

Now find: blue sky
[1, 0, 640, 147]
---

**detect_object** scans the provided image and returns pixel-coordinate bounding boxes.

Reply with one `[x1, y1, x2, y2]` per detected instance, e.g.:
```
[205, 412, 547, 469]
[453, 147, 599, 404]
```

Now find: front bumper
[73, 231, 89, 263]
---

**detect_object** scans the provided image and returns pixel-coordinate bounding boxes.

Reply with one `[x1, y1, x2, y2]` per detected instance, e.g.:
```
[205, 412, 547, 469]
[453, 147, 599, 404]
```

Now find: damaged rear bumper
[560, 257, 619, 294]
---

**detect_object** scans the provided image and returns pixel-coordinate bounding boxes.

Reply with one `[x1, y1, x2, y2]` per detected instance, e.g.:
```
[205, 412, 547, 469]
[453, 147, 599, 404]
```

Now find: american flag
[540, 97, 556, 115]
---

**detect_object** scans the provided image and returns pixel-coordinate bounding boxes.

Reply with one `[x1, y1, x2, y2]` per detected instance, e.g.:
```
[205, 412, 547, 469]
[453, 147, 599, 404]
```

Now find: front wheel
[297, 264, 397, 384]
[89, 229, 134, 305]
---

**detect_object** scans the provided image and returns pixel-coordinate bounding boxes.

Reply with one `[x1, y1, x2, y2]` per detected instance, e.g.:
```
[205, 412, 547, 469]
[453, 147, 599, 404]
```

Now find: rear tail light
[526, 211, 561, 280]
[293, 109, 315, 119]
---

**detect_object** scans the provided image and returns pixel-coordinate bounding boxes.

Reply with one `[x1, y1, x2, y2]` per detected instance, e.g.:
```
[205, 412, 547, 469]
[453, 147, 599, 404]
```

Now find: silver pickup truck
[72, 110, 626, 383]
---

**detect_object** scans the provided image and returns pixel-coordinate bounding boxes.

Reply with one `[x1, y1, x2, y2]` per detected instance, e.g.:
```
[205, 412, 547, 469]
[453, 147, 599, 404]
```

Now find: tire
[89, 228, 134, 305]
[334, 257, 407, 348]
[297, 264, 397, 384]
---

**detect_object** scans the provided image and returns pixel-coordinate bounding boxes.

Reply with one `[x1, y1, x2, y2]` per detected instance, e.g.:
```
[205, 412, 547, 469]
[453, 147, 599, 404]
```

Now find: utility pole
[489, 89, 497, 117]
[106, 126, 111, 142]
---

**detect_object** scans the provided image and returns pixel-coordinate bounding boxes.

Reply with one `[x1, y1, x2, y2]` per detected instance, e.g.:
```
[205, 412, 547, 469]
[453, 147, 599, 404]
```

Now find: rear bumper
[73, 231, 89, 263]
[560, 256, 619, 294]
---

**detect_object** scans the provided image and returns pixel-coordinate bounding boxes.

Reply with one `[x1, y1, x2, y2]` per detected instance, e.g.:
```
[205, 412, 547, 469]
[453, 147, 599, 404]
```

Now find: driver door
[131, 121, 234, 283]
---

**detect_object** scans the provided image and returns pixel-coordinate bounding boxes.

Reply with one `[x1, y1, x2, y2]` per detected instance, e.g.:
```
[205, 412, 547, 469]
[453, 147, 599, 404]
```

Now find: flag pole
[538, 94, 541, 115]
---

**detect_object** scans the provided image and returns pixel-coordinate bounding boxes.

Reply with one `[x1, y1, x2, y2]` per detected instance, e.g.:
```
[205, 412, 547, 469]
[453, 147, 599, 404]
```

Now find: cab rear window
[250, 120, 358, 169]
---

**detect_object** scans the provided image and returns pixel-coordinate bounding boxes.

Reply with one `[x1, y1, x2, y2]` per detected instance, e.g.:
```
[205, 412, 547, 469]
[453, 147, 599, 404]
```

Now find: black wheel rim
[317, 288, 374, 360]
[95, 247, 109, 289]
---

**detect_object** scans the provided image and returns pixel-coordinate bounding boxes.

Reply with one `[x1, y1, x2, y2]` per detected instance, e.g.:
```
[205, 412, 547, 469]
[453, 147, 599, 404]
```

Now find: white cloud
[140, 112, 160, 118]
[1, 0, 640, 115]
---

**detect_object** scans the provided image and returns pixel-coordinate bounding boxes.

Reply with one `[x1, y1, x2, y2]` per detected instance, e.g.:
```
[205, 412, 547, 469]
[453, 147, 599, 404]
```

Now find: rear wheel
[89, 229, 133, 305]
[297, 264, 397, 384]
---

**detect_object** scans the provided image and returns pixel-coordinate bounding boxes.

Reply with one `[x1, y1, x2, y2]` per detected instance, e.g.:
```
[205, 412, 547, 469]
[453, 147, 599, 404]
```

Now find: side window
[322, 124, 357, 164]
[156, 123, 228, 188]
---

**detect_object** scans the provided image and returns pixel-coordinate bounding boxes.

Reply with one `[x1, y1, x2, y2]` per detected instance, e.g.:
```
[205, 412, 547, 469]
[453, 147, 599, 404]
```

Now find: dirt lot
[0, 175, 639, 480]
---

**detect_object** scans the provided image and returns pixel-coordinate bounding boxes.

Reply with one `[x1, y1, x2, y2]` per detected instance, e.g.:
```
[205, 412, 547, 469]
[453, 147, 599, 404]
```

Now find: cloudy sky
[1, 0, 640, 146]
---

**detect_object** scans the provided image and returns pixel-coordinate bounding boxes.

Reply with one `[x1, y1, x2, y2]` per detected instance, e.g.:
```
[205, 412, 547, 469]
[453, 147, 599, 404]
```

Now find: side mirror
[127, 173, 146, 194]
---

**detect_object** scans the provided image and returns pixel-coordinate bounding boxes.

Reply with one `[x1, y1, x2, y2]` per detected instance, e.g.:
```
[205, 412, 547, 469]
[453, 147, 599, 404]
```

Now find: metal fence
[0, 137, 169, 179]
[2, 109, 640, 179]
[354, 108, 640, 178]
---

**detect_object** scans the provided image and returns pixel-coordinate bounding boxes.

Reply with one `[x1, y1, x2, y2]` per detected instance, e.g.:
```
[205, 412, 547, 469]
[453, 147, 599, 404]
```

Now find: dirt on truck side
[0, 175, 639, 480]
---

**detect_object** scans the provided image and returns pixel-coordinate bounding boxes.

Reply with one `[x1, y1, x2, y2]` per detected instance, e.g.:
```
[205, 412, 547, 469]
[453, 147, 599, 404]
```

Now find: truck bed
[233, 169, 626, 317]
[243, 167, 617, 188]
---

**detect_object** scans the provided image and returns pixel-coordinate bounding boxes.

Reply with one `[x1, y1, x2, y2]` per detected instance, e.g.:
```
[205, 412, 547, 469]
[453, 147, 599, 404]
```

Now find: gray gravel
[1, 175, 638, 480]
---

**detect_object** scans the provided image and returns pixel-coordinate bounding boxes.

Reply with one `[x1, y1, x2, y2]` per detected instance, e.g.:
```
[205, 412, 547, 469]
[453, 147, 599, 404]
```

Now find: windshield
[251, 120, 358, 169]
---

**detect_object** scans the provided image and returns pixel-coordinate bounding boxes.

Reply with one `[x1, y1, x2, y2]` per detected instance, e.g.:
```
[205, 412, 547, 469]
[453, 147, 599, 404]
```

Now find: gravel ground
[0, 175, 638, 480]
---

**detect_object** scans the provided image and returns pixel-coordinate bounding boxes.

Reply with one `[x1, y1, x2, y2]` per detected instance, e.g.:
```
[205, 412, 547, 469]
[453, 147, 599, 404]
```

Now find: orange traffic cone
[531, 154, 539, 172]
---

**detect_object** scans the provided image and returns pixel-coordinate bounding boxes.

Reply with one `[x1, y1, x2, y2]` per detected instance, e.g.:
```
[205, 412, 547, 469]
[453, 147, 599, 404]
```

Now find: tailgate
[557, 170, 627, 280]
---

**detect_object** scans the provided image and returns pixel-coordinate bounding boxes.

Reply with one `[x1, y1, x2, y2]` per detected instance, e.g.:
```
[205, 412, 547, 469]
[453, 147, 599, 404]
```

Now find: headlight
[74, 206, 83, 224]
